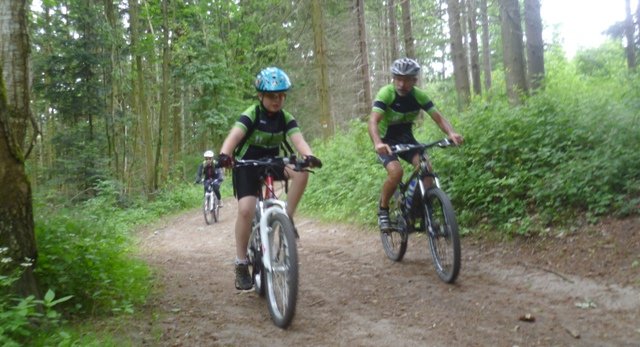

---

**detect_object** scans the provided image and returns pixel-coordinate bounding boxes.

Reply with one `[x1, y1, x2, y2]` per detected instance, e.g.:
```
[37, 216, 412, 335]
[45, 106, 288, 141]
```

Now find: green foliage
[300, 121, 385, 225]
[0, 269, 72, 346]
[301, 57, 640, 235]
[21, 180, 201, 345]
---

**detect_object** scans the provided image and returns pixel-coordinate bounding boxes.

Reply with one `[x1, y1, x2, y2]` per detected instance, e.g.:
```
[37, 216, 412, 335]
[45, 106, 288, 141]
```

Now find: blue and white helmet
[255, 67, 292, 92]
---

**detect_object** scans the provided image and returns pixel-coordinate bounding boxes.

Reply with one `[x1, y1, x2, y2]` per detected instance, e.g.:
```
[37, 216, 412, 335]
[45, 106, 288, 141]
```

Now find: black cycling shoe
[235, 263, 253, 290]
[378, 207, 391, 231]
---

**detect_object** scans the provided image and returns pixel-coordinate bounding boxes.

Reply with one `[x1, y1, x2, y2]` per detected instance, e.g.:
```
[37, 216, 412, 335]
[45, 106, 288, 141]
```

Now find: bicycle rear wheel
[203, 195, 213, 225]
[265, 213, 298, 329]
[424, 188, 461, 283]
[381, 189, 408, 261]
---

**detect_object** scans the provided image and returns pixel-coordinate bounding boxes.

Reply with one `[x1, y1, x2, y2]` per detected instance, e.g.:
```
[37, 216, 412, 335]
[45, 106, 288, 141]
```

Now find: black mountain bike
[380, 138, 461, 284]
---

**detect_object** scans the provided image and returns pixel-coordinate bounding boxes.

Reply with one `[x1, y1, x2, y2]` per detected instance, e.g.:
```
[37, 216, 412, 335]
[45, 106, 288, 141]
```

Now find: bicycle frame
[242, 159, 297, 273]
[393, 139, 451, 230]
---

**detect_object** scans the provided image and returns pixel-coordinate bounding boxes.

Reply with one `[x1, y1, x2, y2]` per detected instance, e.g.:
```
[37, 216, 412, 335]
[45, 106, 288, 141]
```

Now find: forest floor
[127, 197, 640, 346]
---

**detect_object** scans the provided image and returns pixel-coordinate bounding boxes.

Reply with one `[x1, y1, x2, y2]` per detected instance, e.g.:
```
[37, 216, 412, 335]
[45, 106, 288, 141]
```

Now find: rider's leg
[283, 167, 309, 218]
[213, 185, 222, 206]
[234, 195, 257, 261]
[380, 160, 403, 208]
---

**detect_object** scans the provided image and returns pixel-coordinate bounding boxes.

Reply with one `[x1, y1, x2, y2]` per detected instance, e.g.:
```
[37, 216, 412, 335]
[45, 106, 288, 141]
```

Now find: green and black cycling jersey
[372, 84, 437, 144]
[233, 103, 301, 159]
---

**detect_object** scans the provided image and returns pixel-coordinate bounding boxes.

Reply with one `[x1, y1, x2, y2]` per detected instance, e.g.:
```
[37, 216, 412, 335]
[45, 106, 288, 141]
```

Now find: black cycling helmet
[390, 58, 421, 77]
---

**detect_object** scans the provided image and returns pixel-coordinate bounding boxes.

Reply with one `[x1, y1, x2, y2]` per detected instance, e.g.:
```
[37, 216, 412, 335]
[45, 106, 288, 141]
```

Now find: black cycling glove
[305, 155, 323, 169]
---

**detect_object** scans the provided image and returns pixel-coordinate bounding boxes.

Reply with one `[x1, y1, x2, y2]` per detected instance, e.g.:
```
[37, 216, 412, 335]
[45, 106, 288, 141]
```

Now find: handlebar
[390, 138, 455, 154]
[234, 155, 320, 172]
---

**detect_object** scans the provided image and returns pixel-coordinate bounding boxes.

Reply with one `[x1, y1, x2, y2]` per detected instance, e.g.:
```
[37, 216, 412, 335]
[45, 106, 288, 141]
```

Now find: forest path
[132, 199, 640, 346]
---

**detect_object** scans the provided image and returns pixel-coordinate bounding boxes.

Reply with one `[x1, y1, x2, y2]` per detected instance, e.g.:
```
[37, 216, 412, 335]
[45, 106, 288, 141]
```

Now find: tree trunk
[446, 0, 471, 108]
[155, 0, 171, 187]
[0, 0, 40, 299]
[388, 0, 399, 61]
[129, 0, 155, 194]
[467, 0, 482, 95]
[356, 0, 372, 119]
[480, 0, 492, 90]
[625, 0, 637, 70]
[524, 0, 545, 90]
[311, 0, 334, 138]
[499, 0, 528, 105]
[400, 0, 416, 58]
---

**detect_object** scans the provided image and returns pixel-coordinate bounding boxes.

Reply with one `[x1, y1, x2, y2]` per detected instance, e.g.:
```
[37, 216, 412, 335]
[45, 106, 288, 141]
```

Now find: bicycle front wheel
[203, 195, 213, 225]
[265, 213, 298, 329]
[381, 188, 408, 261]
[424, 188, 461, 284]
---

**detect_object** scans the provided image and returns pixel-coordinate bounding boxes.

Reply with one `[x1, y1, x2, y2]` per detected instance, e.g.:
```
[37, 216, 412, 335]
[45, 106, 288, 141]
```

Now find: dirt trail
[134, 199, 640, 346]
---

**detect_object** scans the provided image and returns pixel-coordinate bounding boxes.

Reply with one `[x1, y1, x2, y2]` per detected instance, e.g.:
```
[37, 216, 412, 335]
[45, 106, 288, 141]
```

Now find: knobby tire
[265, 213, 298, 329]
[203, 195, 214, 225]
[424, 187, 461, 284]
[381, 189, 408, 261]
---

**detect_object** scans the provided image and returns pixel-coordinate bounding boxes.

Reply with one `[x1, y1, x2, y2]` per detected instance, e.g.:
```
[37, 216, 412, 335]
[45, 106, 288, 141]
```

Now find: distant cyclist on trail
[217, 67, 322, 290]
[368, 57, 464, 231]
[195, 150, 224, 207]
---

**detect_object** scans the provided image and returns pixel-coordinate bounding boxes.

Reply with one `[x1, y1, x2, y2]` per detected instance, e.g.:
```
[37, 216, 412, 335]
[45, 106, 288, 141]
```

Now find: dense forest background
[20, 0, 589, 198]
[1, 0, 639, 345]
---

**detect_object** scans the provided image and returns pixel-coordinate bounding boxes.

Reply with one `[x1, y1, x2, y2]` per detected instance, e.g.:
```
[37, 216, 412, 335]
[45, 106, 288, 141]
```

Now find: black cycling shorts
[232, 165, 288, 199]
[377, 149, 423, 167]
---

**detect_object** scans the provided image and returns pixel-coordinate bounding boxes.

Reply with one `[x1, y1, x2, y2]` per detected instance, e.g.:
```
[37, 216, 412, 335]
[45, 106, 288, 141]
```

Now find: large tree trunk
[0, 0, 40, 299]
[311, 0, 334, 138]
[155, 0, 171, 187]
[467, 0, 482, 95]
[625, 0, 637, 70]
[355, 0, 372, 119]
[130, 0, 155, 194]
[499, 0, 528, 105]
[480, 0, 492, 90]
[400, 0, 416, 58]
[388, 0, 399, 61]
[524, 0, 545, 90]
[446, 0, 471, 108]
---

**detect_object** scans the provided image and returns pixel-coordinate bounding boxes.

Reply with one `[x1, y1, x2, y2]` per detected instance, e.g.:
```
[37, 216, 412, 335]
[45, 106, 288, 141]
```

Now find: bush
[301, 62, 640, 235]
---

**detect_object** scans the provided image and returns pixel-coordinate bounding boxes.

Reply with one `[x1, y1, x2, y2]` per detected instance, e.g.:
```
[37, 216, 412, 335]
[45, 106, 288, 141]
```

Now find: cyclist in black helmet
[368, 57, 464, 230]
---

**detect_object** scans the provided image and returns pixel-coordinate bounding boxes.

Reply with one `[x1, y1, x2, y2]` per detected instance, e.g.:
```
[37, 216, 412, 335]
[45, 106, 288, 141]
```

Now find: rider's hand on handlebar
[304, 155, 323, 169]
[217, 153, 234, 168]
[448, 133, 464, 146]
[374, 143, 392, 155]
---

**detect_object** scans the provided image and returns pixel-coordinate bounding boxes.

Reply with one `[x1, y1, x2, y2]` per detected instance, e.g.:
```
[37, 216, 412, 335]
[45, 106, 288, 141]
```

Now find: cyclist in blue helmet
[217, 67, 322, 290]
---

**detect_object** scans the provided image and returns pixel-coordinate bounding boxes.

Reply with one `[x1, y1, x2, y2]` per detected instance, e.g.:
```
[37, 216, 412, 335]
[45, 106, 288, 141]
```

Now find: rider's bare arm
[289, 132, 313, 157]
[368, 111, 391, 155]
[428, 109, 464, 145]
[220, 127, 245, 156]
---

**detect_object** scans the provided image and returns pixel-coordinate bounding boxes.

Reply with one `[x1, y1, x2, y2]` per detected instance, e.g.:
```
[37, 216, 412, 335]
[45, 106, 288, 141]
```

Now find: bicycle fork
[258, 199, 288, 273]
[416, 179, 439, 235]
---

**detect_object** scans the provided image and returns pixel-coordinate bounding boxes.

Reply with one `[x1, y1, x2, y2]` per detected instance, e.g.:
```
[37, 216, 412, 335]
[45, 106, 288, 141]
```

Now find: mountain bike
[380, 138, 461, 284]
[236, 155, 319, 329]
[203, 179, 221, 225]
